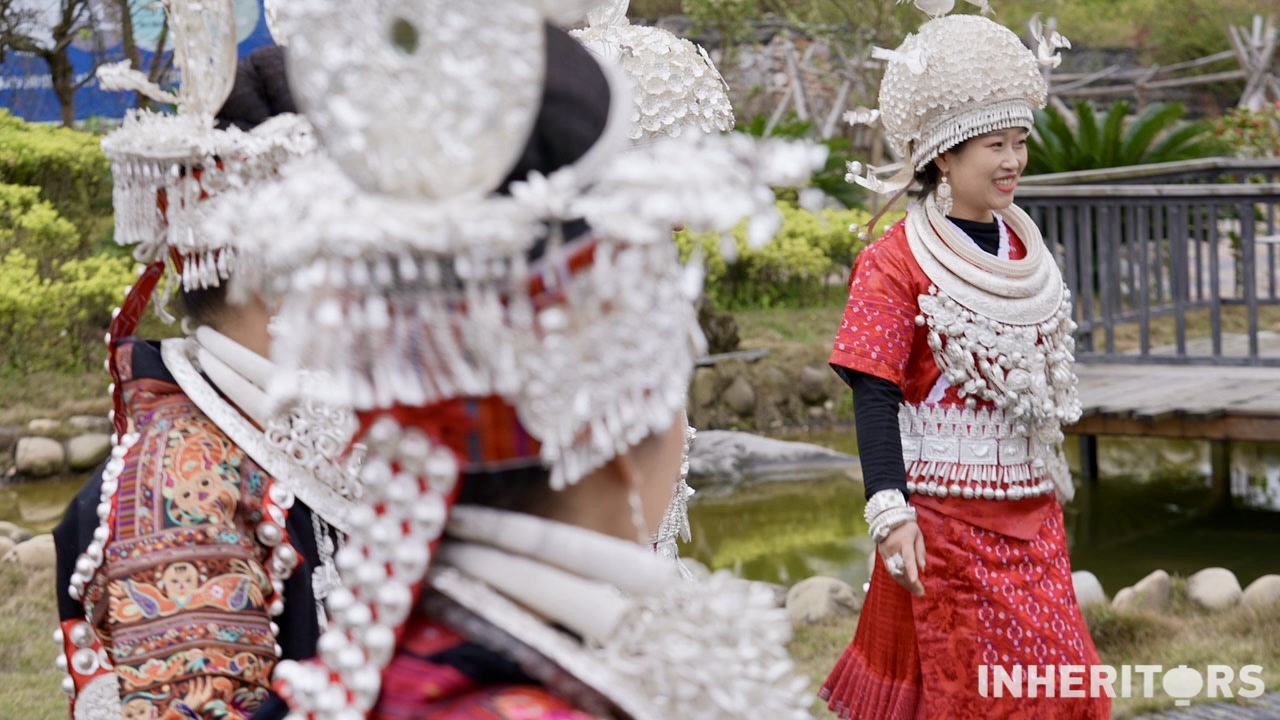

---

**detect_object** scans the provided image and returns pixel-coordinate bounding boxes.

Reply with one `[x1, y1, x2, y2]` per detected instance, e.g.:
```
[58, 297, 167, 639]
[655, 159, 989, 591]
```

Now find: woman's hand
[878, 520, 927, 597]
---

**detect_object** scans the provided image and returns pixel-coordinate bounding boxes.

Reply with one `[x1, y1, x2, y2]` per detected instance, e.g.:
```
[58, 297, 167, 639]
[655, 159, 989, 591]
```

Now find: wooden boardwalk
[1071, 362, 1280, 443]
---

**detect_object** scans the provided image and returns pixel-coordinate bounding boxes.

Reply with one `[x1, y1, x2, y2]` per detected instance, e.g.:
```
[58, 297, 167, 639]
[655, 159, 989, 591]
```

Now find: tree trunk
[49, 49, 76, 126]
[147, 22, 171, 83]
[108, 0, 150, 108]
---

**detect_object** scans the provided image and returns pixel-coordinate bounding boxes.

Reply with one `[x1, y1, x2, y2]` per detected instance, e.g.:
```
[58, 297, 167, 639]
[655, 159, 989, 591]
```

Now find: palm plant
[1026, 100, 1227, 175]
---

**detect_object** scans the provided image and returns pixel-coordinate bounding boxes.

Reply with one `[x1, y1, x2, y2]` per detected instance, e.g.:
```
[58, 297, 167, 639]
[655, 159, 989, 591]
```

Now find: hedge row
[676, 201, 898, 310]
[0, 115, 130, 375]
[0, 109, 113, 250]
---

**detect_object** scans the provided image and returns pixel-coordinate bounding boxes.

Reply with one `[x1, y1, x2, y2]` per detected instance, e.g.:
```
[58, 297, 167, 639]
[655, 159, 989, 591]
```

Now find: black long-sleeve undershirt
[837, 215, 1000, 501]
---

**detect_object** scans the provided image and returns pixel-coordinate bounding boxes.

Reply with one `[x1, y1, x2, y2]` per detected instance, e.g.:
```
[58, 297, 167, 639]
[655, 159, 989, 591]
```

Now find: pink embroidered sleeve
[829, 227, 922, 386]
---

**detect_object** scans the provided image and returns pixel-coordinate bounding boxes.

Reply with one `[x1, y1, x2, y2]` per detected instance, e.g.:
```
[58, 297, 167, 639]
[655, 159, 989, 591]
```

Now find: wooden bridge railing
[1017, 158, 1280, 367]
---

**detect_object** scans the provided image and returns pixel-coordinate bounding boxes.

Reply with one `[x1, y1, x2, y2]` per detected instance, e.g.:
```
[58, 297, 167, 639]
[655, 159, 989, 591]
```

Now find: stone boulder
[0, 425, 20, 454]
[0, 520, 34, 543]
[67, 415, 112, 434]
[1072, 571, 1108, 608]
[1187, 567, 1242, 611]
[689, 368, 720, 411]
[759, 366, 789, 390]
[786, 576, 861, 625]
[1112, 569, 1171, 613]
[25, 418, 62, 435]
[14, 437, 66, 477]
[688, 430, 859, 486]
[698, 303, 740, 354]
[3, 533, 56, 570]
[798, 366, 832, 406]
[721, 376, 756, 417]
[1242, 575, 1280, 610]
[66, 433, 112, 471]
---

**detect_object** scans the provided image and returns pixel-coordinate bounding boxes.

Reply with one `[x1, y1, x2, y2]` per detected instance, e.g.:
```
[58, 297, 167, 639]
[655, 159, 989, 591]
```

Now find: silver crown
[97, 0, 316, 290]
[877, 14, 1047, 171]
[572, 0, 734, 141]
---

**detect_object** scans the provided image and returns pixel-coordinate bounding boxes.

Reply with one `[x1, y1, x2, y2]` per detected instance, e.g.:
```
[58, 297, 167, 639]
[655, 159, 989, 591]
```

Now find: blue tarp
[0, 0, 272, 123]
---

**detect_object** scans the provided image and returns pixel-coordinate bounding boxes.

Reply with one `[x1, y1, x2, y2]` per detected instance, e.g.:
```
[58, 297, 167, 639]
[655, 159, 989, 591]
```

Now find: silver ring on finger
[885, 552, 906, 577]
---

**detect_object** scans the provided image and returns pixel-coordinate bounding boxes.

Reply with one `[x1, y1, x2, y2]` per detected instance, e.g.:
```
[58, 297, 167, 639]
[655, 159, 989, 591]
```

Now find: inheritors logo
[978, 664, 1267, 705]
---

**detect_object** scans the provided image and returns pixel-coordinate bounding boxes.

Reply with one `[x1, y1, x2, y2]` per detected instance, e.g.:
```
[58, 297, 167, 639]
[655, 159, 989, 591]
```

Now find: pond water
[683, 431, 1280, 595]
[4, 433, 1278, 598]
[0, 474, 83, 535]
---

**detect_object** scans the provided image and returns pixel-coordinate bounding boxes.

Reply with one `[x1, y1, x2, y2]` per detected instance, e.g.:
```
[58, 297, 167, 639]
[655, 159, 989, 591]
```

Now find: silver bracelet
[870, 505, 917, 544]
[865, 489, 917, 543]
[864, 489, 906, 525]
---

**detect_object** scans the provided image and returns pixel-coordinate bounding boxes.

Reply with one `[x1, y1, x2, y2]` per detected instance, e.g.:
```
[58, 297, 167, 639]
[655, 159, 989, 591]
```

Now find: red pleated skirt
[821, 495, 1111, 720]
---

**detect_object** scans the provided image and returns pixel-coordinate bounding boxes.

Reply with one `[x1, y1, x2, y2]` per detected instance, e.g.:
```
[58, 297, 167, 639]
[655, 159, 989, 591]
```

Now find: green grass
[0, 313, 179, 426]
[0, 369, 111, 426]
[1102, 305, 1280, 356]
[788, 613, 859, 716]
[0, 564, 65, 720]
[1089, 578, 1280, 718]
[733, 300, 847, 349]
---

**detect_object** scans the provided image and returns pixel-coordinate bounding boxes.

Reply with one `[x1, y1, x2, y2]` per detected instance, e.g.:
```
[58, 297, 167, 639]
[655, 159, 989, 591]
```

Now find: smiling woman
[928, 127, 1029, 222]
[822, 8, 1109, 720]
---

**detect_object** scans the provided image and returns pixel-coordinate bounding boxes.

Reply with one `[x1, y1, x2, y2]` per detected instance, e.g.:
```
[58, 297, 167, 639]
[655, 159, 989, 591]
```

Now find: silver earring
[628, 482, 650, 546]
[936, 174, 953, 216]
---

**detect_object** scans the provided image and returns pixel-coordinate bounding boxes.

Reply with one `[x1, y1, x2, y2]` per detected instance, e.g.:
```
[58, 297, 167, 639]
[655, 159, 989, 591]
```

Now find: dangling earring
[628, 482, 650, 546]
[936, 173, 954, 216]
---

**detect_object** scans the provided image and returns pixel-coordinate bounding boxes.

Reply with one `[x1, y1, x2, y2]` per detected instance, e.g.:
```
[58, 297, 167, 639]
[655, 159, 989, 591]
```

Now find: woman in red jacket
[823, 10, 1110, 720]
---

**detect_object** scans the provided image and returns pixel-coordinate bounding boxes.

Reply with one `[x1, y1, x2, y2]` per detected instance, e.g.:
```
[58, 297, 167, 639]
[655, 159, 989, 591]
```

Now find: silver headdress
[58, 3, 323, 717]
[847, 6, 1067, 193]
[96, 0, 316, 291]
[206, 2, 822, 486]
[200, 1, 825, 717]
[572, 0, 735, 141]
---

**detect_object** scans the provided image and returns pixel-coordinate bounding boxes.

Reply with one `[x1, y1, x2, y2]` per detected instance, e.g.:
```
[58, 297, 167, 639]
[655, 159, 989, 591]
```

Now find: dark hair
[181, 46, 296, 325]
[456, 463, 556, 517]
[917, 134, 987, 200]
[179, 284, 229, 326]
[215, 46, 297, 131]
[497, 25, 613, 196]
[916, 161, 942, 201]
[497, 24, 614, 259]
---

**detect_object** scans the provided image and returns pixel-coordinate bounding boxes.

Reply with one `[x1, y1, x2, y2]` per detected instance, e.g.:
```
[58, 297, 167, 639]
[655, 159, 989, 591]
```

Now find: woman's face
[936, 127, 1029, 222]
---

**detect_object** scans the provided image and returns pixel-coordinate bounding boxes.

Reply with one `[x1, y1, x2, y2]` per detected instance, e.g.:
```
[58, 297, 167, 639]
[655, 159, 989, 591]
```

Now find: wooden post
[1230, 15, 1278, 110]
[1079, 434, 1100, 485]
[821, 79, 852, 139]
[1207, 439, 1234, 515]
[1074, 458, 1100, 550]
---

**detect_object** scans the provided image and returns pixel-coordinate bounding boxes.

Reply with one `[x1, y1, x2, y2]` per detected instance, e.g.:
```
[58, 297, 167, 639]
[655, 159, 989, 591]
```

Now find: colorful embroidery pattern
[86, 374, 280, 720]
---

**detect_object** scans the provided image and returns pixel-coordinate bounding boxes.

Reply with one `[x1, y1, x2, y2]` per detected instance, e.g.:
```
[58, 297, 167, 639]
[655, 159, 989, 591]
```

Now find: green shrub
[0, 185, 134, 374]
[676, 201, 897, 309]
[1212, 104, 1280, 158]
[0, 183, 81, 274]
[0, 249, 135, 374]
[0, 109, 113, 248]
[1027, 100, 1226, 175]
